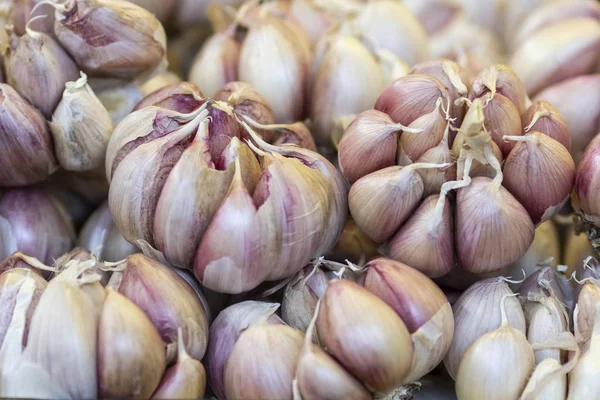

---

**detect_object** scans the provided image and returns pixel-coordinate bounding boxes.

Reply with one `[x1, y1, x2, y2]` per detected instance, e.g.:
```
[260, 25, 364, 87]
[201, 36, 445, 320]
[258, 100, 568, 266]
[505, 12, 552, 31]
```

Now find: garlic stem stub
[107, 96, 346, 294]
[340, 63, 574, 277]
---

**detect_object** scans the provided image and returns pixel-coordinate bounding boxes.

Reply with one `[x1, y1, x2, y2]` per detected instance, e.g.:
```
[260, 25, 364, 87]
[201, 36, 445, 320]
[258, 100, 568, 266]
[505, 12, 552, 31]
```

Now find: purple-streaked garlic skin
[133, 82, 205, 113]
[574, 134, 600, 221]
[0, 84, 57, 187]
[502, 132, 576, 225]
[213, 81, 275, 127]
[0, 189, 74, 265]
[455, 177, 535, 274]
[113, 254, 209, 361]
[206, 301, 284, 400]
[271, 122, 317, 152]
[521, 101, 571, 151]
[53, 0, 167, 79]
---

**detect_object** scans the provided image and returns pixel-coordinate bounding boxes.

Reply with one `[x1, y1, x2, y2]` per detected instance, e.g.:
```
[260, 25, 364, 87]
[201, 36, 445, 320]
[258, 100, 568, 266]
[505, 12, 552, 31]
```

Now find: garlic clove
[134, 82, 205, 114]
[19, 260, 106, 399]
[281, 265, 329, 332]
[0, 83, 57, 187]
[270, 121, 317, 151]
[480, 93, 523, 156]
[205, 301, 284, 400]
[349, 165, 424, 243]
[49, 72, 114, 172]
[574, 134, 600, 222]
[444, 277, 526, 379]
[469, 64, 528, 115]
[139, 72, 182, 97]
[403, 0, 461, 37]
[524, 295, 569, 366]
[416, 132, 456, 196]
[386, 194, 456, 278]
[239, 16, 309, 123]
[78, 201, 138, 262]
[52, 0, 167, 79]
[11, 1, 55, 37]
[193, 162, 273, 294]
[108, 112, 202, 247]
[360, 258, 454, 382]
[354, 0, 429, 66]
[375, 74, 451, 127]
[574, 281, 600, 346]
[0, 189, 74, 265]
[98, 288, 166, 399]
[453, 131, 504, 179]
[213, 81, 275, 128]
[7, 22, 79, 118]
[568, 304, 600, 399]
[112, 254, 209, 362]
[455, 295, 535, 400]
[338, 110, 402, 184]
[510, 18, 600, 96]
[310, 34, 385, 146]
[502, 132, 576, 225]
[189, 32, 240, 98]
[224, 324, 304, 400]
[317, 279, 413, 393]
[398, 101, 448, 163]
[455, 177, 535, 273]
[287, 0, 335, 47]
[0, 267, 47, 349]
[521, 100, 571, 151]
[151, 330, 206, 400]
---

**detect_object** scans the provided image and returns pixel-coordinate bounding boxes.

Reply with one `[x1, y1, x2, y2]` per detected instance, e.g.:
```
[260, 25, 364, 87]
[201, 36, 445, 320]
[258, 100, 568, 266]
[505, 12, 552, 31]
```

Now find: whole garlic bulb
[0, 188, 74, 265]
[106, 100, 346, 294]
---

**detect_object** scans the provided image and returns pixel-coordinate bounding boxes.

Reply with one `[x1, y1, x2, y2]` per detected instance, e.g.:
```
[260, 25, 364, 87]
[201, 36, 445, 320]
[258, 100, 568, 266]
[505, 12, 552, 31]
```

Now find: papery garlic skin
[0, 84, 57, 187]
[134, 82, 204, 113]
[7, 26, 79, 118]
[189, 32, 240, 98]
[206, 301, 284, 400]
[53, 0, 167, 79]
[50, 72, 114, 172]
[0, 189, 74, 265]
[281, 265, 329, 332]
[224, 324, 303, 400]
[510, 18, 600, 96]
[213, 81, 275, 129]
[98, 288, 166, 399]
[78, 201, 137, 262]
[444, 278, 526, 379]
[455, 177, 535, 273]
[317, 279, 413, 392]
[521, 100, 571, 151]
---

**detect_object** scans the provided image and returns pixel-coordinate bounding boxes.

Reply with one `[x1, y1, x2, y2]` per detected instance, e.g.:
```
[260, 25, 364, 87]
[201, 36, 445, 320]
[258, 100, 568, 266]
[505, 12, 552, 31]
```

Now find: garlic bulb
[106, 103, 346, 294]
[78, 201, 138, 262]
[316, 279, 413, 392]
[310, 34, 385, 146]
[535, 74, 600, 163]
[109, 254, 209, 362]
[6, 19, 79, 118]
[134, 81, 204, 114]
[50, 72, 114, 172]
[359, 258, 454, 383]
[455, 295, 535, 400]
[0, 83, 58, 187]
[444, 277, 527, 379]
[98, 288, 166, 398]
[510, 18, 600, 96]
[50, 0, 167, 79]
[0, 189, 74, 265]
[205, 301, 285, 399]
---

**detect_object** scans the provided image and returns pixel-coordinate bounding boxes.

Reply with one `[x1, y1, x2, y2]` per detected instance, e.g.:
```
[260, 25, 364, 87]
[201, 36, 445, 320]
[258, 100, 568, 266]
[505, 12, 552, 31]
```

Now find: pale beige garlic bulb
[6, 17, 79, 118]
[360, 258, 454, 383]
[455, 295, 536, 400]
[510, 17, 600, 96]
[310, 34, 385, 146]
[444, 277, 527, 379]
[316, 279, 414, 392]
[535, 74, 600, 163]
[49, 0, 167, 79]
[50, 72, 114, 172]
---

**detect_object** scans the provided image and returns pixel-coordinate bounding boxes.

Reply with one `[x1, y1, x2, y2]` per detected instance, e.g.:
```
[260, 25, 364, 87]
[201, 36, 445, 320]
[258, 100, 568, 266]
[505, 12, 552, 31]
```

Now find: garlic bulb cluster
[209, 257, 453, 399]
[78, 201, 138, 262]
[0, 0, 168, 187]
[0, 253, 209, 399]
[340, 64, 576, 278]
[106, 90, 346, 294]
[0, 188, 74, 265]
[189, 0, 428, 146]
[510, 1, 600, 97]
